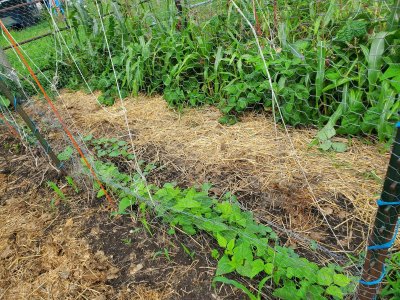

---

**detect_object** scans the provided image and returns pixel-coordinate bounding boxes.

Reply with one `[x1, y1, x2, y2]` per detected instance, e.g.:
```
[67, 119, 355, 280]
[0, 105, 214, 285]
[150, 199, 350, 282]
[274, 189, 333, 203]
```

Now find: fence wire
[0, 0, 399, 299]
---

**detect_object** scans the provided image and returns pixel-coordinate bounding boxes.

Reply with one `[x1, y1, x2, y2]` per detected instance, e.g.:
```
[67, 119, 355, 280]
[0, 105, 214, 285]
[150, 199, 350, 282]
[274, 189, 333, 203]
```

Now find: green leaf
[273, 284, 301, 300]
[216, 201, 233, 216]
[83, 134, 93, 141]
[264, 263, 274, 275]
[331, 142, 347, 153]
[47, 181, 66, 200]
[216, 233, 228, 248]
[306, 285, 326, 300]
[109, 150, 120, 157]
[236, 259, 265, 279]
[182, 225, 196, 235]
[173, 197, 201, 210]
[368, 32, 389, 91]
[0, 95, 10, 107]
[315, 40, 326, 99]
[320, 140, 332, 151]
[211, 249, 220, 259]
[216, 255, 235, 276]
[333, 274, 351, 287]
[96, 189, 105, 198]
[381, 64, 400, 80]
[286, 266, 295, 279]
[336, 20, 367, 42]
[232, 242, 253, 263]
[317, 125, 336, 141]
[317, 267, 334, 286]
[226, 239, 235, 252]
[57, 146, 74, 161]
[118, 197, 134, 213]
[326, 285, 343, 299]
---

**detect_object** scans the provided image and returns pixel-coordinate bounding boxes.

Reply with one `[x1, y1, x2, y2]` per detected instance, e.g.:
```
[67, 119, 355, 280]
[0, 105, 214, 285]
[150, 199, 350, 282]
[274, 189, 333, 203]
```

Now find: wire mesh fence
[0, 0, 399, 299]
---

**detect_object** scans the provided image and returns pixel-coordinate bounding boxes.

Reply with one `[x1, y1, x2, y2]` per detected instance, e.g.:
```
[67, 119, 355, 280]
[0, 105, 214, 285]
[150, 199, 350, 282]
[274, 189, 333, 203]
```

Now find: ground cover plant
[77, 135, 357, 300]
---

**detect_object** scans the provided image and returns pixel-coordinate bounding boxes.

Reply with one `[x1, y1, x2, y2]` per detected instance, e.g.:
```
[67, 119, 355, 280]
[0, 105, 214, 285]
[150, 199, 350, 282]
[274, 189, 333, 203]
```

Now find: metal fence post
[358, 122, 400, 299]
[0, 48, 62, 169]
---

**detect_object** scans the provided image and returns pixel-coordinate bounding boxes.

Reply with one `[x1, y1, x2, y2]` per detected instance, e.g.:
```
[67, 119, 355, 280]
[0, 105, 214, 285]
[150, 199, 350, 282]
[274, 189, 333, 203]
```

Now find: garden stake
[358, 122, 400, 300]
[0, 21, 116, 208]
[0, 79, 62, 169]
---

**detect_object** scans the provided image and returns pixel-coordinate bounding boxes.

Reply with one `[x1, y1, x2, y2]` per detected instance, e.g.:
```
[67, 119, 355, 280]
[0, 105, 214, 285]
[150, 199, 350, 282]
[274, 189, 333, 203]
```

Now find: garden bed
[0, 90, 394, 299]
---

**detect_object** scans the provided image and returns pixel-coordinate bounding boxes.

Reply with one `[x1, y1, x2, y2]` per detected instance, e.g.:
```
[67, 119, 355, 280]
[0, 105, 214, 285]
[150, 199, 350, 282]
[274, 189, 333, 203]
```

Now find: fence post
[358, 122, 400, 300]
[0, 48, 62, 169]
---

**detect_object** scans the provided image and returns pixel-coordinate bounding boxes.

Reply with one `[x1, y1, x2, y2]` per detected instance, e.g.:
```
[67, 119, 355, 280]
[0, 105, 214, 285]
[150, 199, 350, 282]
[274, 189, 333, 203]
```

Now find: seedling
[47, 181, 66, 201]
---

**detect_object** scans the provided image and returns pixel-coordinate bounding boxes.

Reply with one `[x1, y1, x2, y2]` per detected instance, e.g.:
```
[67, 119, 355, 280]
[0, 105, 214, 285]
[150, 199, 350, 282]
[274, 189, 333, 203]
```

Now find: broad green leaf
[331, 142, 347, 153]
[317, 267, 334, 286]
[118, 197, 133, 213]
[326, 285, 343, 299]
[264, 262, 274, 275]
[216, 201, 233, 217]
[57, 146, 74, 161]
[214, 46, 223, 73]
[381, 64, 400, 80]
[333, 274, 351, 287]
[215, 255, 235, 276]
[173, 198, 201, 210]
[320, 140, 332, 151]
[226, 239, 235, 252]
[109, 150, 120, 157]
[232, 242, 253, 263]
[236, 259, 265, 279]
[317, 125, 336, 141]
[273, 284, 301, 300]
[286, 266, 295, 279]
[211, 249, 219, 259]
[306, 285, 326, 300]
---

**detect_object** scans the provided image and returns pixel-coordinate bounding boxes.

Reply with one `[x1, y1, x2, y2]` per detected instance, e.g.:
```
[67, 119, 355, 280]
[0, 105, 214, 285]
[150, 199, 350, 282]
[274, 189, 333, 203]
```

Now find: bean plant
[82, 137, 357, 300]
[54, 0, 400, 143]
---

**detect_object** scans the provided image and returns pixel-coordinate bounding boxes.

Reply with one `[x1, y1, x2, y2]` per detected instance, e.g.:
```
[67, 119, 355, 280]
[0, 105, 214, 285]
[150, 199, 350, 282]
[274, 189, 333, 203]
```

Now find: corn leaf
[368, 32, 389, 91]
[315, 40, 326, 99]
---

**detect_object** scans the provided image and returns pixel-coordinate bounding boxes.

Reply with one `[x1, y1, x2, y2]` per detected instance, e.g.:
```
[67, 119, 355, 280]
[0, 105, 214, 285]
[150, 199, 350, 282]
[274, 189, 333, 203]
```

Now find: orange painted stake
[0, 21, 116, 208]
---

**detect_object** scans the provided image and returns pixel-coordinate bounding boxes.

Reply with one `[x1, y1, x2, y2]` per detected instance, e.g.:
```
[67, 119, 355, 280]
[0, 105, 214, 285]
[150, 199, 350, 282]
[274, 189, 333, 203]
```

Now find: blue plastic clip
[359, 266, 386, 286]
[367, 220, 400, 250]
[396, 121, 400, 128]
[377, 199, 400, 206]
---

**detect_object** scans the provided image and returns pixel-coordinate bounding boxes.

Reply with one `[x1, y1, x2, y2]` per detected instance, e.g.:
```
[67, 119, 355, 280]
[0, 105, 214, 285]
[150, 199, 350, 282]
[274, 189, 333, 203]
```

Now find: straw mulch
[0, 133, 167, 300]
[54, 90, 394, 251]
